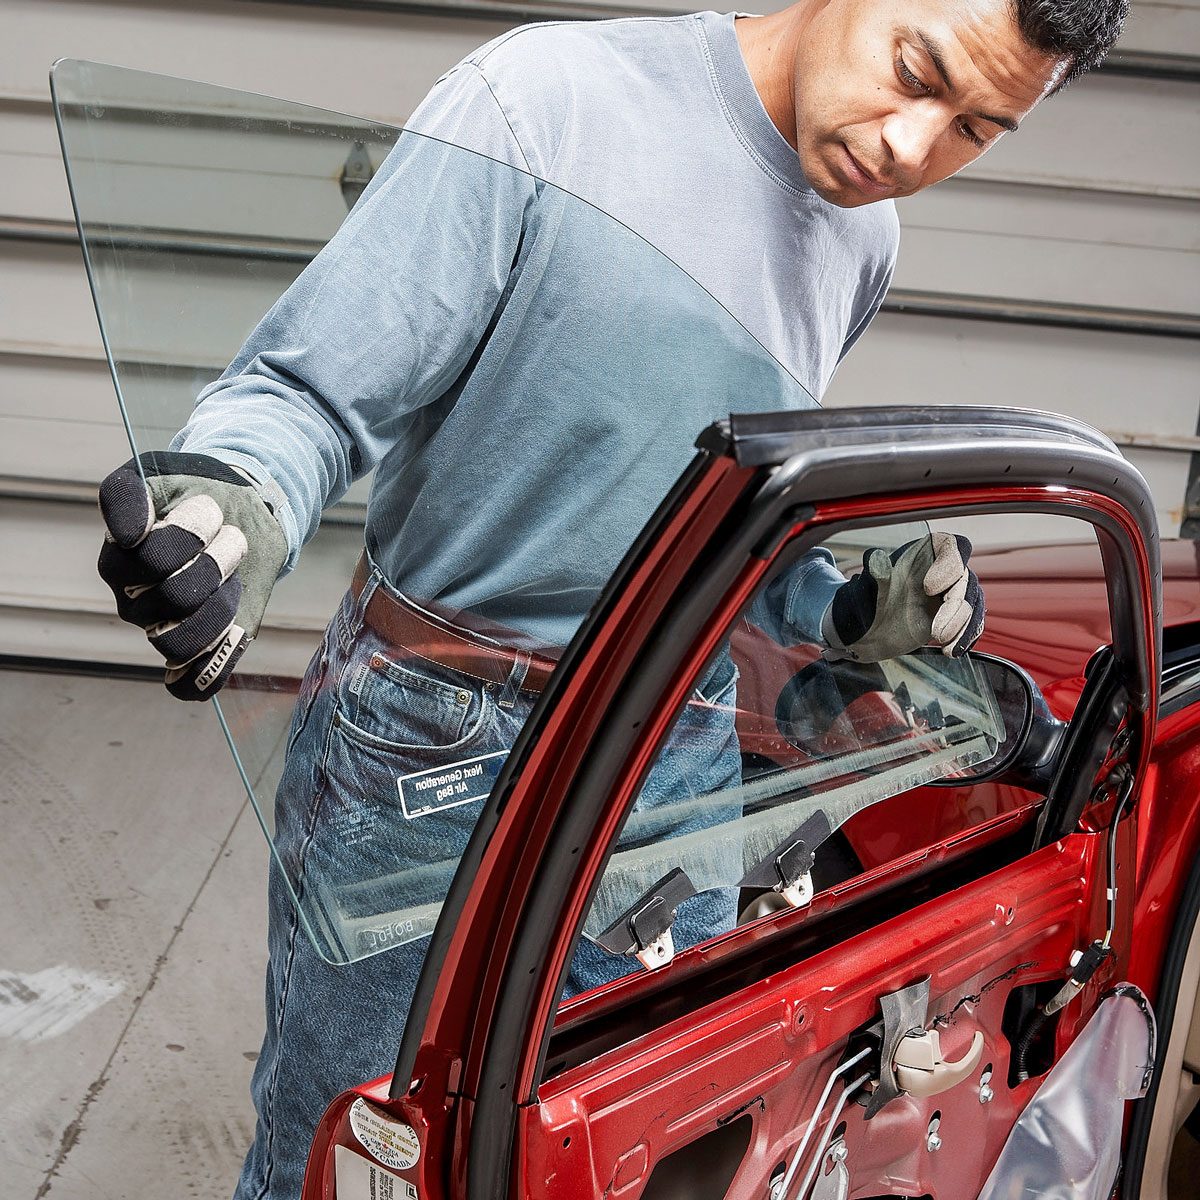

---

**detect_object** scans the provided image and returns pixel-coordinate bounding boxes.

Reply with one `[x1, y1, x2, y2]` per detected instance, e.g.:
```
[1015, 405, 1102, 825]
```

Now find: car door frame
[306, 405, 1160, 1199]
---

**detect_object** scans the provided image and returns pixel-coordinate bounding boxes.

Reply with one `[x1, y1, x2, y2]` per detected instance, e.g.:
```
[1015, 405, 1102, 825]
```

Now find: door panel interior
[526, 834, 1110, 1198]
[369, 408, 1157, 1200]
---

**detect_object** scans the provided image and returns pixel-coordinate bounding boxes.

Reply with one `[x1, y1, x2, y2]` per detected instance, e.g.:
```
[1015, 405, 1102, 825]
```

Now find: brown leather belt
[350, 555, 559, 694]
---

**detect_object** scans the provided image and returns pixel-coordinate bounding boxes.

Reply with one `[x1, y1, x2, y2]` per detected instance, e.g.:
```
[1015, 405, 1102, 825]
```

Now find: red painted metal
[302, 473, 1178, 1200]
[525, 833, 1111, 1198]
[501, 483, 1158, 1196]
[1127, 709, 1200, 1005]
[395, 455, 760, 1195]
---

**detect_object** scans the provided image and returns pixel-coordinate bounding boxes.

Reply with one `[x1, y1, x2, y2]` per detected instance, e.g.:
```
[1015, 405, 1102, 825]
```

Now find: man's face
[793, 0, 1070, 207]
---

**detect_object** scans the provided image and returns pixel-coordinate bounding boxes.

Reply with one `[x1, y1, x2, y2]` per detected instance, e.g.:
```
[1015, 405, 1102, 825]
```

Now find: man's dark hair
[1013, 0, 1130, 90]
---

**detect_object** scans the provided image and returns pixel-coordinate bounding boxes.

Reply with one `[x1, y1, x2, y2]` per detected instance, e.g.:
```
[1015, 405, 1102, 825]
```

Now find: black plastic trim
[1035, 650, 1128, 846]
[1161, 624, 1200, 718]
[715, 405, 1118, 469]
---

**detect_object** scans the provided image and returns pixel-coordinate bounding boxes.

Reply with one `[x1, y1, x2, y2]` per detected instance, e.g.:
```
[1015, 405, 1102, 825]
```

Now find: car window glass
[566, 512, 1109, 1001]
[51, 60, 820, 967]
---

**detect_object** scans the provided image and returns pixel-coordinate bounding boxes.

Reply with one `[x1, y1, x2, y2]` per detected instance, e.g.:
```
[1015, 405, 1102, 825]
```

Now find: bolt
[926, 1115, 942, 1152]
[828, 1140, 848, 1165]
[979, 1068, 994, 1104]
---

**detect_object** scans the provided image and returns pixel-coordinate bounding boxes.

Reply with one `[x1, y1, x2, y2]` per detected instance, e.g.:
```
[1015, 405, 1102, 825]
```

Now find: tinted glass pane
[51, 60, 819, 966]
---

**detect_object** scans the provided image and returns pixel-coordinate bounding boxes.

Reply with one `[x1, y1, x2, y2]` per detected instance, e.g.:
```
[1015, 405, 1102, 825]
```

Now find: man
[95, 2, 1127, 1195]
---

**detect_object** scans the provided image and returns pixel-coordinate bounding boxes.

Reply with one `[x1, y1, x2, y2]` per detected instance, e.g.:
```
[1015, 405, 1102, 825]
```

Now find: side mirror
[925, 649, 1066, 788]
[772, 647, 1065, 790]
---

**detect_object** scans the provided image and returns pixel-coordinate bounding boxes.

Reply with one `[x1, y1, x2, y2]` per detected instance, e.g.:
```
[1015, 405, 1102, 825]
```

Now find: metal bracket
[593, 867, 696, 970]
[738, 810, 832, 911]
[810, 1134, 850, 1200]
[339, 141, 375, 210]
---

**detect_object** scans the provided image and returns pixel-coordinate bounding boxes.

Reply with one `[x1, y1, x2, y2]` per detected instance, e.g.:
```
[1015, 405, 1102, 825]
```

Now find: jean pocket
[334, 649, 490, 756]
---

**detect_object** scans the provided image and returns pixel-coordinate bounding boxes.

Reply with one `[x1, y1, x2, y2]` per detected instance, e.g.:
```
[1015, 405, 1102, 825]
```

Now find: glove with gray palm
[821, 532, 985, 663]
[97, 451, 288, 700]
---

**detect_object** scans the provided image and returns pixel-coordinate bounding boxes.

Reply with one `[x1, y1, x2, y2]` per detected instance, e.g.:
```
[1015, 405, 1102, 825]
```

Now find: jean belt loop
[344, 569, 382, 649]
[498, 648, 531, 710]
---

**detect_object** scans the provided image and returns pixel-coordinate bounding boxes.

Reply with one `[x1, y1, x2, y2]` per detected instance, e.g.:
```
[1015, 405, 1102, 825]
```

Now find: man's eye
[896, 55, 931, 95]
[956, 119, 986, 148]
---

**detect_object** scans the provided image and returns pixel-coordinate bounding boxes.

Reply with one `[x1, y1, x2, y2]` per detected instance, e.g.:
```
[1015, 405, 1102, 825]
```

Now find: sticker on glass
[335, 1144, 418, 1199]
[397, 750, 507, 819]
[348, 1097, 421, 1171]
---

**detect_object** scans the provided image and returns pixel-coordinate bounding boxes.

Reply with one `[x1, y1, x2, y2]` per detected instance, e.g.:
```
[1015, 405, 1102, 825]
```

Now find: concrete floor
[0, 665, 288, 1199]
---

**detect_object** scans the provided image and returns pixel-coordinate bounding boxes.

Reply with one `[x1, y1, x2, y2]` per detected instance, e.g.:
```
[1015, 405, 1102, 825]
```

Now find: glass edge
[49, 60, 145, 483]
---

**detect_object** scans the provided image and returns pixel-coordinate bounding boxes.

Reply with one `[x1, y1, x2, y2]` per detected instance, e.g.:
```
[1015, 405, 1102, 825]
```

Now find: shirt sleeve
[172, 63, 537, 571]
[748, 547, 847, 646]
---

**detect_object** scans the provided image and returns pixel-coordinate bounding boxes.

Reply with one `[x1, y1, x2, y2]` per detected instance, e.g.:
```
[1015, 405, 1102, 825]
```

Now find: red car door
[304, 404, 1162, 1200]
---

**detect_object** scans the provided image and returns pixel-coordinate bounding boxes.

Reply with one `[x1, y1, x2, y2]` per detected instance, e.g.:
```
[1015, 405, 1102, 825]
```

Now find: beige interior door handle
[893, 1028, 986, 1098]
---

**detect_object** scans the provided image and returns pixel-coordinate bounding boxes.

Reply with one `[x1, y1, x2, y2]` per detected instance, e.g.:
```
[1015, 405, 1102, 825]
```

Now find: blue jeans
[234, 568, 741, 1198]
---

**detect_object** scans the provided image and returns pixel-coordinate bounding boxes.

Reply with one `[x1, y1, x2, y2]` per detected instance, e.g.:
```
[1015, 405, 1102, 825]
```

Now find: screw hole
[924, 468, 932, 478]
[563, 1136, 572, 1148]
[1003, 464, 1012, 473]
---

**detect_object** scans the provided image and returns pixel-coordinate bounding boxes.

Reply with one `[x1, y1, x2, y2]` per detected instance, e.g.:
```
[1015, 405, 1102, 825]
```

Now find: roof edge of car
[698, 405, 1120, 469]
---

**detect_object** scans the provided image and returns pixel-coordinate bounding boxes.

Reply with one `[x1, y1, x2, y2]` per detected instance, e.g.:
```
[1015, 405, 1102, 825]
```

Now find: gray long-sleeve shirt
[176, 11, 898, 647]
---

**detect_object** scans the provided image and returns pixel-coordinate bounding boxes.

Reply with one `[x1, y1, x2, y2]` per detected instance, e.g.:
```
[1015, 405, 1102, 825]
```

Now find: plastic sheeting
[978, 985, 1156, 1200]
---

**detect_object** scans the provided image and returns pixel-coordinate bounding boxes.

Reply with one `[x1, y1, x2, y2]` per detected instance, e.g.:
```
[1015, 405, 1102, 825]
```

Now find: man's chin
[799, 146, 884, 208]
[807, 176, 881, 208]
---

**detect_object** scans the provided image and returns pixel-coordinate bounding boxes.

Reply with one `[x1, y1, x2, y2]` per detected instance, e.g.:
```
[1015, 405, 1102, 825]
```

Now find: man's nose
[880, 109, 941, 186]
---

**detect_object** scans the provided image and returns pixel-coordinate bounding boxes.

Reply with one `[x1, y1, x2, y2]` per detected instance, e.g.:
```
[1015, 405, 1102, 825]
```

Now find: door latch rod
[776, 1046, 870, 1200]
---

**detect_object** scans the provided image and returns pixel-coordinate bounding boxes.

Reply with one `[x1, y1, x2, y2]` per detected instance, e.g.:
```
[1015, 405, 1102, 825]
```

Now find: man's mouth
[839, 144, 894, 198]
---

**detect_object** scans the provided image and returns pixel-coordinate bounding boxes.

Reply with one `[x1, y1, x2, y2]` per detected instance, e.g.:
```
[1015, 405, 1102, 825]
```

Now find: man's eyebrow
[911, 27, 1021, 133]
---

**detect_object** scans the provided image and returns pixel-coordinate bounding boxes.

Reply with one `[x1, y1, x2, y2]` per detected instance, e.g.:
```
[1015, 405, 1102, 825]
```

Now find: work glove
[821, 532, 985, 663]
[97, 451, 288, 700]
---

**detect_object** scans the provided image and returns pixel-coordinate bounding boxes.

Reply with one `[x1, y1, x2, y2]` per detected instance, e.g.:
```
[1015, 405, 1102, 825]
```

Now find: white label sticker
[335, 1145, 418, 1199]
[396, 749, 507, 819]
[348, 1098, 421, 1171]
